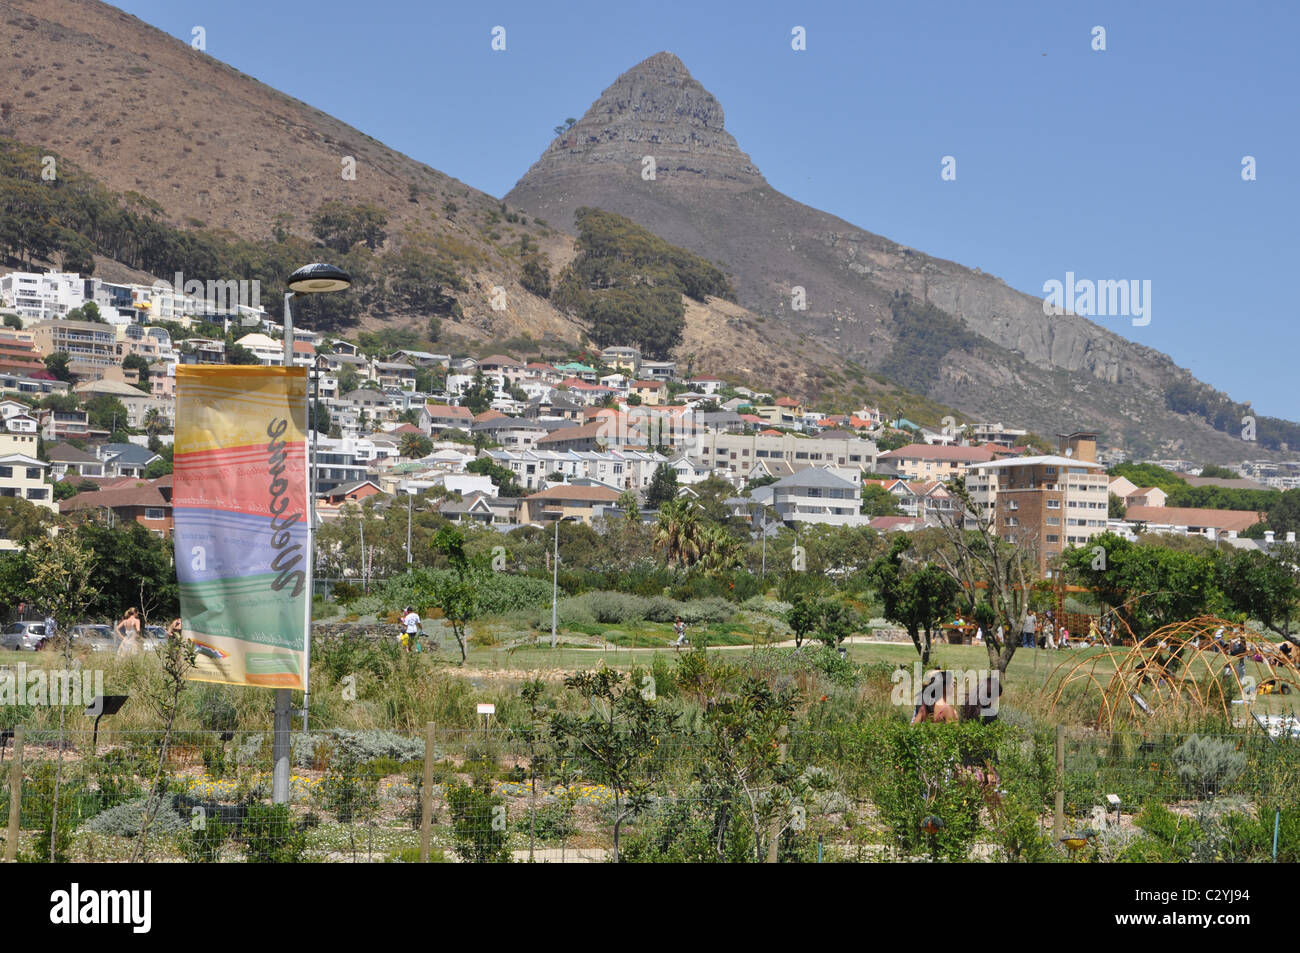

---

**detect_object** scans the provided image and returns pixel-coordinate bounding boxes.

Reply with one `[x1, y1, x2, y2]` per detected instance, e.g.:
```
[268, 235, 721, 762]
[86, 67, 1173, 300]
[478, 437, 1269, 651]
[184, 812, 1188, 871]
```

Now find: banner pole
[272, 291, 297, 805]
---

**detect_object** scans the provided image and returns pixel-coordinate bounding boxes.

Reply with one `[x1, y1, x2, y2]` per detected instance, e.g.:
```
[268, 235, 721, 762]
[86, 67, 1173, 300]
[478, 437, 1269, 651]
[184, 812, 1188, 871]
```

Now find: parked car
[70, 624, 118, 653]
[1, 621, 48, 651]
[142, 625, 169, 650]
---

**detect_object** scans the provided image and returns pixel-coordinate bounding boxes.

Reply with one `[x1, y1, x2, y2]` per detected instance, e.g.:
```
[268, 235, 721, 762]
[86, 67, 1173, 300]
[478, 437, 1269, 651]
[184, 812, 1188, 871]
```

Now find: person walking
[401, 606, 423, 653]
[115, 607, 143, 657]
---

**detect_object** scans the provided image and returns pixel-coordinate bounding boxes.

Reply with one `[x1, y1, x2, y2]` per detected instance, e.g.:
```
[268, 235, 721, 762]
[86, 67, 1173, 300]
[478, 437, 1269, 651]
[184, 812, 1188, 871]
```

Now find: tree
[1265, 489, 1300, 538]
[83, 394, 130, 434]
[44, 352, 74, 383]
[66, 302, 104, 323]
[460, 371, 494, 415]
[696, 523, 743, 574]
[861, 483, 903, 517]
[399, 431, 433, 460]
[75, 521, 179, 621]
[867, 535, 959, 666]
[1218, 547, 1299, 644]
[699, 676, 802, 862]
[25, 532, 98, 862]
[144, 445, 173, 479]
[465, 456, 523, 497]
[142, 407, 167, 437]
[310, 200, 389, 253]
[785, 594, 822, 650]
[520, 258, 551, 298]
[2, 313, 22, 329]
[549, 668, 678, 862]
[1108, 492, 1127, 519]
[552, 117, 577, 136]
[0, 496, 55, 544]
[225, 341, 259, 365]
[923, 477, 1038, 674]
[428, 526, 484, 663]
[1062, 533, 1226, 640]
[645, 462, 679, 508]
[652, 497, 704, 569]
[1199, 464, 1238, 479]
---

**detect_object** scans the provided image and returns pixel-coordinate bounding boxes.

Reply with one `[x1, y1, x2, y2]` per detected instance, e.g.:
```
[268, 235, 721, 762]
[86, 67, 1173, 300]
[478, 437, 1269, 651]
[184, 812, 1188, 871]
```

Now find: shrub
[83, 792, 189, 839]
[446, 779, 511, 863]
[242, 803, 308, 863]
[182, 815, 232, 862]
[1173, 735, 1246, 799]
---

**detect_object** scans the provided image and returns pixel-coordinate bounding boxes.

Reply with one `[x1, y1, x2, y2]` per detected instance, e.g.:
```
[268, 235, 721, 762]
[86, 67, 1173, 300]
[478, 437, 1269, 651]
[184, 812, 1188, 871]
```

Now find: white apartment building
[689, 430, 877, 480]
[484, 448, 668, 493]
[0, 272, 86, 324]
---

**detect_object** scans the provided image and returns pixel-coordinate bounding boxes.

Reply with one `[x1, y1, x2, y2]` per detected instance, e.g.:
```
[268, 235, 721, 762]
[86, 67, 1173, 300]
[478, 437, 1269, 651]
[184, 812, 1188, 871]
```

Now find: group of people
[1016, 610, 1108, 650]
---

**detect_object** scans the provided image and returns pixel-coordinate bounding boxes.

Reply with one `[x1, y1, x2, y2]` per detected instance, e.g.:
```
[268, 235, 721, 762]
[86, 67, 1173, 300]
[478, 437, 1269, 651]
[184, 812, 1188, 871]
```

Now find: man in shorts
[401, 606, 423, 653]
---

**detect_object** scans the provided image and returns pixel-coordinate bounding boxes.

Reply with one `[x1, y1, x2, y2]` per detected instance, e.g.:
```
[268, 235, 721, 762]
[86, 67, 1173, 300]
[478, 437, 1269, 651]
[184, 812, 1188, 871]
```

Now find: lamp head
[287, 263, 351, 294]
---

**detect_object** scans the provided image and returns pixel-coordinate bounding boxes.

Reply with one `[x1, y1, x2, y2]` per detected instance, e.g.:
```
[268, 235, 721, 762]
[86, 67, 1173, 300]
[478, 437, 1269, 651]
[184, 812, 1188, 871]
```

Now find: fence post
[1053, 723, 1065, 847]
[420, 722, 435, 863]
[5, 726, 23, 863]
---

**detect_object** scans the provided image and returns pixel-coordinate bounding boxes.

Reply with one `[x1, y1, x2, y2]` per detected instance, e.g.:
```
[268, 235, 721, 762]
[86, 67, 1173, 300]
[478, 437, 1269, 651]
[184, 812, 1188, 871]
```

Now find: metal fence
[2, 723, 1297, 862]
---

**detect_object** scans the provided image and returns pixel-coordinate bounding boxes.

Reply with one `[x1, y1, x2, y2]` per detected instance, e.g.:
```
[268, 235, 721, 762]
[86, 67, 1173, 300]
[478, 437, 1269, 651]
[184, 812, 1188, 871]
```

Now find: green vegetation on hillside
[876, 292, 981, 396]
[0, 139, 472, 333]
[553, 207, 735, 359]
[1164, 376, 1300, 452]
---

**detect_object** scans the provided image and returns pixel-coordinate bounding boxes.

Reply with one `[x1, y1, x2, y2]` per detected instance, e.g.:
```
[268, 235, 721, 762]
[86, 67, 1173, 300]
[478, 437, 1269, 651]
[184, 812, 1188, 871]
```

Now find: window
[0, 466, 10, 478]
[26, 467, 41, 480]
[1046, 534, 1059, 543]
[1046, 517, 1059, 526]
[1005, 517, 1019, 527]
[1046, 500, 1060, 509]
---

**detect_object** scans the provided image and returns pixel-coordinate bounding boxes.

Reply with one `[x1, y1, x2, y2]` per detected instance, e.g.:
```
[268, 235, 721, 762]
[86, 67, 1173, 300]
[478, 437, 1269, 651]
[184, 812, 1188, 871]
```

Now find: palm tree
[142, 407, 166, 436]
[652, 497, 704, 568]
[399, 431, 432, 460]
[697, 524, 742, 574]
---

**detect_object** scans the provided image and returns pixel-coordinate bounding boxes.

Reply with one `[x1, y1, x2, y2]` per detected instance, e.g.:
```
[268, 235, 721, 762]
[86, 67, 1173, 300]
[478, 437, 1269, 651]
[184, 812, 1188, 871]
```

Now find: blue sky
[114, 0, 1298, 420]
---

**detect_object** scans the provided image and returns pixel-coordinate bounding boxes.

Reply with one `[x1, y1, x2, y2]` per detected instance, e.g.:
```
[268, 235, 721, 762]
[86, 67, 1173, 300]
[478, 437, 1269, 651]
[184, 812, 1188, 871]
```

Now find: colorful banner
[173, 366, 310, 689]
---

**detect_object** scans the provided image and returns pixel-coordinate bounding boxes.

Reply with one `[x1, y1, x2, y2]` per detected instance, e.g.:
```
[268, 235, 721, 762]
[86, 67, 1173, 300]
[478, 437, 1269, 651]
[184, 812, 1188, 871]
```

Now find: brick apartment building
[964, 431, 1109, 576]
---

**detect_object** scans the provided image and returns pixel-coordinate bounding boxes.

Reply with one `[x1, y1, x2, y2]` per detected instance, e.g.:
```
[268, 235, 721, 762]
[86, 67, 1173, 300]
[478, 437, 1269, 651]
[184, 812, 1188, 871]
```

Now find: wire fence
[2, 723, 1297, 862]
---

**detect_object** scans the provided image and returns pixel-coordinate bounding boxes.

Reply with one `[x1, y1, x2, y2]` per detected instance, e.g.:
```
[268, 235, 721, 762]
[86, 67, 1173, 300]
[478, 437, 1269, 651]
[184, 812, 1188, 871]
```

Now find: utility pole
[550, 517, 560, 649]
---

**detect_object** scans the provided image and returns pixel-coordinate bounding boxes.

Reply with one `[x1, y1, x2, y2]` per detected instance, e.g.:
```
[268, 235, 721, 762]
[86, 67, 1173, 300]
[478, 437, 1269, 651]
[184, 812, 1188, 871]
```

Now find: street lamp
[273, 263, 350, 805]
[549, 515, 578, 649]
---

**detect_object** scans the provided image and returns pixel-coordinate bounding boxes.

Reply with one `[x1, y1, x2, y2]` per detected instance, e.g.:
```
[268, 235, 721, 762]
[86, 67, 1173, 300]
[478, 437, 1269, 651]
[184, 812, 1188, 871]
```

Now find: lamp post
[549, 515, 576, 649]
[273, 263, 349, 805]
[405, 483, 415, 565]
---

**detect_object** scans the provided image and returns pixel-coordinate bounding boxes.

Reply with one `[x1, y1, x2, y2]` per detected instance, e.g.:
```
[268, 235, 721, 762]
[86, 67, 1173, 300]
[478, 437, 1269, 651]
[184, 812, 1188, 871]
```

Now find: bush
[446, 779, 511, 863]
[83, 792, 189, 839]
[1173, 734, 1246, 799]
[182, 815, 232, 862]
[242, 803, 308, 863]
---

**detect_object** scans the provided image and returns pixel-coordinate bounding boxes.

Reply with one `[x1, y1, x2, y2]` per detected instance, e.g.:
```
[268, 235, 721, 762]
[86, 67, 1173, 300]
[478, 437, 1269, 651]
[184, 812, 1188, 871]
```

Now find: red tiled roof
[61, 482, 170, 512]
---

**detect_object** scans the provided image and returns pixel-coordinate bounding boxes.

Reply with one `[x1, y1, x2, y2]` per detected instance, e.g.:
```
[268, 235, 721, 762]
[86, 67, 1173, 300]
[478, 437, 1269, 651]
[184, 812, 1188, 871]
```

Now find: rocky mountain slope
[507, 52, 1287, 460]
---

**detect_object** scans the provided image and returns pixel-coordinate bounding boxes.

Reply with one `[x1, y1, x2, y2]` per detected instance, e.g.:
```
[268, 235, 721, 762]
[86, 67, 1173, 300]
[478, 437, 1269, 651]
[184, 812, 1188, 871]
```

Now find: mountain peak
[512, 52, 765, 206]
